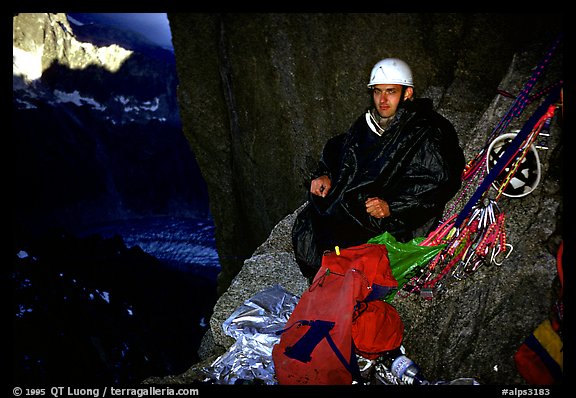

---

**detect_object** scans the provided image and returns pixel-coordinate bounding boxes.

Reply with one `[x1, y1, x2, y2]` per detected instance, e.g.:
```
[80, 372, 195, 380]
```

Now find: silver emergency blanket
[203, 284, 299, 384]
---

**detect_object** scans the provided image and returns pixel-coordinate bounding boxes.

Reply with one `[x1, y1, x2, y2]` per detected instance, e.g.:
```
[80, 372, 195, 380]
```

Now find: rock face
[160, 13, 564, 385]
[167, 13, 563, 296]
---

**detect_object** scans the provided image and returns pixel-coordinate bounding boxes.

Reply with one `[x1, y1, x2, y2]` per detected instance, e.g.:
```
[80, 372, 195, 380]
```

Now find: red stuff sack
[352, 299, 404, 360]
[272, 243, 400, 385]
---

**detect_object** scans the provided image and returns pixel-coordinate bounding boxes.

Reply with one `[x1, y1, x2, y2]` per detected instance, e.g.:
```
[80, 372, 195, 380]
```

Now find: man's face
[372, 84, 412, 118]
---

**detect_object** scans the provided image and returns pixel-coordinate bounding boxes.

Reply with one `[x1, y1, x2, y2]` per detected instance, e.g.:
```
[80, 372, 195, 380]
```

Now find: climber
[292, 58, 466, 279]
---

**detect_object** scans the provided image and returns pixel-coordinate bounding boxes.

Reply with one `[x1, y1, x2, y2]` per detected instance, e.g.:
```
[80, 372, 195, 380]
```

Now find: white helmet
[367, 58, 413, 88]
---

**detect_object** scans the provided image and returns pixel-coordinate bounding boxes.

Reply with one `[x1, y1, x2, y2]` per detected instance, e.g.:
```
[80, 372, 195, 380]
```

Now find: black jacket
[292, 98, 465, 278]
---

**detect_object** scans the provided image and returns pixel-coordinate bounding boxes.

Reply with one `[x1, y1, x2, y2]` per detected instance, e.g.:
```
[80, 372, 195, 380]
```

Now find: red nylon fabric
[273, 243, 400, 384]
[352, 300, 404, 360]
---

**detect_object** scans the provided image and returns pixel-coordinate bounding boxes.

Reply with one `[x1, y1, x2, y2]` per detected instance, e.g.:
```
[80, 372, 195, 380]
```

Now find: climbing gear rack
[399, 34, 563, 300]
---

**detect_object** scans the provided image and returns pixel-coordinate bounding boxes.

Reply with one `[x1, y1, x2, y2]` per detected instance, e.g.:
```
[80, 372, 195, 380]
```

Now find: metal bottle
[391, 355, 428, 385]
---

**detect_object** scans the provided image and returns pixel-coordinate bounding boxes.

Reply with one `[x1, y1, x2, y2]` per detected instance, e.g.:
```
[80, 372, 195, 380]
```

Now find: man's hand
[365, 197, 390, 219]
[310, 175, 331, 197]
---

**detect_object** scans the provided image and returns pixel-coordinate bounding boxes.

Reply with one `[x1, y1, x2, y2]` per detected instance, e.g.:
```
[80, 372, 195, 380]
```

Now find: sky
[69, 13, 173, 50]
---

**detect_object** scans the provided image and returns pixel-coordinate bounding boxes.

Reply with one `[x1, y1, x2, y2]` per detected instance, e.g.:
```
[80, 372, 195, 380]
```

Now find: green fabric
[367, 231, 445, 302]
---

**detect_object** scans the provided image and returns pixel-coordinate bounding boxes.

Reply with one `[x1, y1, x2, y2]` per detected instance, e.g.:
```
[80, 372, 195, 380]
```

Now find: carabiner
[491, 243, 513, 266]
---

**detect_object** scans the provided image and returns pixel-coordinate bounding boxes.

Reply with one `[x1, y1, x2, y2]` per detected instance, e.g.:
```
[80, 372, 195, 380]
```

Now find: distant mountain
[12, 13, 210, 239]
[14, 13, 179, 125]
[12, 13, 217, 386]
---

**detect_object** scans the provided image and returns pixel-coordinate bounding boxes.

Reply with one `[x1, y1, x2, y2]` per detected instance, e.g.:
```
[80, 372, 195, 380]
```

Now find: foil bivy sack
[272, 243, 404, 384]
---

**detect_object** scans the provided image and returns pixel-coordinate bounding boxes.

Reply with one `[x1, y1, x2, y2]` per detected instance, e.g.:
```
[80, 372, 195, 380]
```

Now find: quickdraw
[401, 199, 509, 300]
